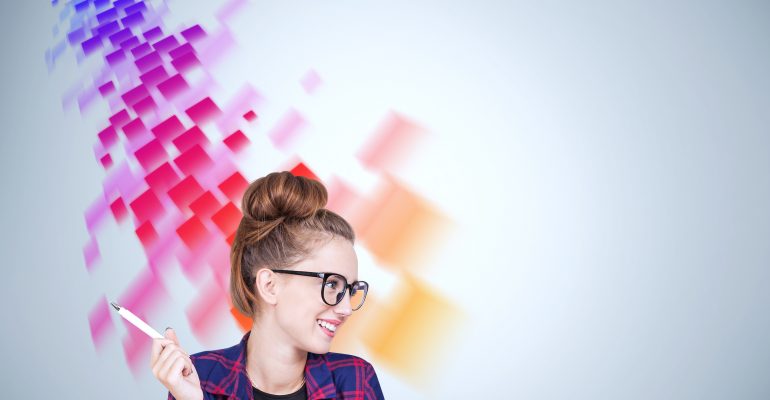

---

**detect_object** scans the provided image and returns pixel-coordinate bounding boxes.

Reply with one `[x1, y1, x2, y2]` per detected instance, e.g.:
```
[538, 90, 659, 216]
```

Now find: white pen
[110, 301, 164, 339]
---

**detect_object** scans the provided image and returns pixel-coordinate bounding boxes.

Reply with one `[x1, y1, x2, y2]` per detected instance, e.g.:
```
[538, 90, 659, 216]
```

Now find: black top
[252, 383, 308, 400]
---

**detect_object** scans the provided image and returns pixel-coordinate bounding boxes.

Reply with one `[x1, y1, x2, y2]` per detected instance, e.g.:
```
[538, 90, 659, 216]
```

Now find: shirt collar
[202, 331, 338, 400]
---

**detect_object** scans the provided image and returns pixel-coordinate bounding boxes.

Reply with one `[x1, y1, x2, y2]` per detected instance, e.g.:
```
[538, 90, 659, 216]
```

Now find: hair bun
[241, 171, 328, 222]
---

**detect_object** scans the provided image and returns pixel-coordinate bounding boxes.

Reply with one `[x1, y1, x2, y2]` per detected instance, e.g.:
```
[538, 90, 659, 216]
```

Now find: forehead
[294, 236, 358, 280]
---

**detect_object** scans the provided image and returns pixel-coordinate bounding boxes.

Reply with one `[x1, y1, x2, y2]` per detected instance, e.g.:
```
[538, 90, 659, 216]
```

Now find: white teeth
[317, 320, 337, 332]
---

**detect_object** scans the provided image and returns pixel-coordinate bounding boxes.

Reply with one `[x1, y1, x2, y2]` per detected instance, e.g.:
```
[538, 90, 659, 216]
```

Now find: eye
[324, 280, 338, 289]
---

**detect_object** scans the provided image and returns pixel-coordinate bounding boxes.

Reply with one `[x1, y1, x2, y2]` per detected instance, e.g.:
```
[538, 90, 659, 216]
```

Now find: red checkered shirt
[167, 331, 385, 400]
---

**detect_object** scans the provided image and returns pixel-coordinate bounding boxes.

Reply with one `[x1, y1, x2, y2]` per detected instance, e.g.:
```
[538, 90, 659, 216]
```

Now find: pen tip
[110, 301, 120, 311]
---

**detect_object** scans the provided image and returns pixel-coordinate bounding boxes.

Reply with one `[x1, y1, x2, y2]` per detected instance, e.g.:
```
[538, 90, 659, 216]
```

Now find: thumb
[164, 327, 180, 345]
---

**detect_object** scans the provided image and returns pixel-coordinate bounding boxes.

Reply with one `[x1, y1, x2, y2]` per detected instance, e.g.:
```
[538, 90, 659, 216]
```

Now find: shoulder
[309, 352, 378, 380]
[310, 352, 384, 399]
[188, 342, 244, 381]
[322, 352, 375, 370]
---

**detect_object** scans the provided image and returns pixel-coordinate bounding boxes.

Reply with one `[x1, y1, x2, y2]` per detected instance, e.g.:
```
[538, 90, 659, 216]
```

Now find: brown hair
[230, 171, 355, 317]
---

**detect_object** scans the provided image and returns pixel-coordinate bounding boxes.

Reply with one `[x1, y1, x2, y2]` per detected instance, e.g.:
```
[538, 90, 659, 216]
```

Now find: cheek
[278, 284, 325, 318]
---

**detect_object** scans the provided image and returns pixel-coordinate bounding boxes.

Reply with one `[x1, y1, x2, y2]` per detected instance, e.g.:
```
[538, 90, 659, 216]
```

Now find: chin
[308, 340, 332, 355]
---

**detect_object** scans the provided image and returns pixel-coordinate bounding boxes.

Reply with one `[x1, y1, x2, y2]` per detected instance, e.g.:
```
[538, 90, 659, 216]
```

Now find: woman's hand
[151, 328, 204, 400]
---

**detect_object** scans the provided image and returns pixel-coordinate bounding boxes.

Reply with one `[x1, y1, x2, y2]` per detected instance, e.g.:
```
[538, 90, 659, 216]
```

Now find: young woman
[150, 171, 385, 400]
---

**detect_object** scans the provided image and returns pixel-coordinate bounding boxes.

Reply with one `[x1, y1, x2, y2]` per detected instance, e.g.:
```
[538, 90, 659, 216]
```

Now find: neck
[246, 319, 307, 395]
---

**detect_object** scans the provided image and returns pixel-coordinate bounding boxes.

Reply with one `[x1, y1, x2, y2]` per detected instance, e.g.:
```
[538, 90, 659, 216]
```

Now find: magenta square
[157, 74, 189, 99]
[172, 126, 209, 153]
[151, 116, 185, 143]
[121, 84, 150, 106]
[185, 97, 221, 125]
[98, 126, 118, 148]
[100, 153, 113, 169]
[139, 65, 169, 87]
[134, 139, 167, 171]
[173, 144, 213, 176]
[133, 95, 157, 116]
[171, 52, 199, 73]
[109, 109, 131, 128]
[122, 118, 147, 141]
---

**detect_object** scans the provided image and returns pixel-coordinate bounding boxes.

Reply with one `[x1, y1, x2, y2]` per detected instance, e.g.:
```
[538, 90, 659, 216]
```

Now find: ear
[255, 268, 280, 305]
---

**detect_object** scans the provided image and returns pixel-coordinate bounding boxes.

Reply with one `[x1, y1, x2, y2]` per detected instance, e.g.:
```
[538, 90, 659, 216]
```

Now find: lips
[318, 323, 335, 337]
[317, 319, 341, 338]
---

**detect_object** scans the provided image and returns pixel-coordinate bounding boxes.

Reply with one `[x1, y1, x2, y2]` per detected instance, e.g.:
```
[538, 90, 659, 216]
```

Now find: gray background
[1, 0, 769, 398]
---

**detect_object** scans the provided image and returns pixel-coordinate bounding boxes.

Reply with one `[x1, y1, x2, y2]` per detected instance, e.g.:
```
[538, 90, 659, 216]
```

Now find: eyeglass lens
[323, 274, 367, 310]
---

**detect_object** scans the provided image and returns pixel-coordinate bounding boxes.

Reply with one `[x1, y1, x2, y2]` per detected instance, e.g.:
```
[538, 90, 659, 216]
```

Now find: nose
[334, 289, 353, 317]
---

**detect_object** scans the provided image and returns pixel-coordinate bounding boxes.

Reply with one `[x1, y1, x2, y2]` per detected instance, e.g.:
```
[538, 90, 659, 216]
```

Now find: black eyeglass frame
[270, 269, 369, 311]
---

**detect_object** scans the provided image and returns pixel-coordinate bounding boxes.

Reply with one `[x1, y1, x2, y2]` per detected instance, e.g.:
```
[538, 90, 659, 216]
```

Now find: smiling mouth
[317, 319, 337, 337]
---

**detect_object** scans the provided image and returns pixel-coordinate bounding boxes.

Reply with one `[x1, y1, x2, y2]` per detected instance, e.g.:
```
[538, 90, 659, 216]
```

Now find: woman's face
[274, 235, 359, 354]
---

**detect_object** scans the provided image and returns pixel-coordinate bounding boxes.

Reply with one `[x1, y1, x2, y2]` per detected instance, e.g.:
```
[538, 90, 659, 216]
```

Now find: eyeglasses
[270, 269, 369, 311]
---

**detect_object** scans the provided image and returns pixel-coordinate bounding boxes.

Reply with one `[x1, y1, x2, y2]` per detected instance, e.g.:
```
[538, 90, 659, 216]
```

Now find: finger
[160, 352, 190, 383]
[151, 342, 177, 378]
[182, 357, 194, 377]
[184, 358, 198, 379]
[165, 327, 180, 346]
[150, 338, 175, 367]
[156, 343, 186, 373]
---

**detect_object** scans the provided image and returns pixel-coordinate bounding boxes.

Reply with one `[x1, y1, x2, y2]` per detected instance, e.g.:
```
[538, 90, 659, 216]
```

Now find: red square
[190, 191, 221, 219]
[211, 202, 242, 237]
[223, 130, 249, 153]
[135, 221, 159, 248]
[168, 176, 204, 212]
[110, 197, 128, 222]
[218, 172, 248, 203]
[145, 162, 180, 193]
[100, 154, 113, 169]
[243, 110, 257, 121]
[290, 162, 320, 181]
[177, 216, 209, 249]
[129, 189, 164, 223]
[134, 139, 167, 171]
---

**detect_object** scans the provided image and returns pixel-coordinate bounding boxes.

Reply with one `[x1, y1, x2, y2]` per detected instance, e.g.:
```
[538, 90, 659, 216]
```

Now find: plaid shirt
[167, 331, 385, 400]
